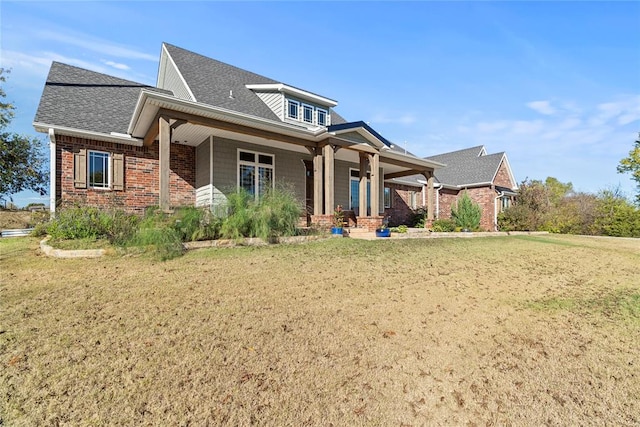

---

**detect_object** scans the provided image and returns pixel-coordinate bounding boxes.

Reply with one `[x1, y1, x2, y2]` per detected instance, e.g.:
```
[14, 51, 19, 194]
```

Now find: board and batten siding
[253, 91, 284, 120]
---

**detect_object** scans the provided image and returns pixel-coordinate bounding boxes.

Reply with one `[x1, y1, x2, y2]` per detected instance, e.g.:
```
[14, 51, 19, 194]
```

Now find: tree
[617, 132, 640, 204]
[451, 192, 482, 230]
[0, 68, 48, 203]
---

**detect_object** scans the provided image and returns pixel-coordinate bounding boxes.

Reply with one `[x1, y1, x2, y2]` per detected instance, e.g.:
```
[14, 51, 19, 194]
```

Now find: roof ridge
[163, 42, 280, 85]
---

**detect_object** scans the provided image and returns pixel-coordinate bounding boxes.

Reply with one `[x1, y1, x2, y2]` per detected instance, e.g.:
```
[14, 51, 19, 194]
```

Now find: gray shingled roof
[164, 43, 347, 125]
[34, 62, 170, 134]
[388, 145, 507, 188]
[426, 146, 505, 186]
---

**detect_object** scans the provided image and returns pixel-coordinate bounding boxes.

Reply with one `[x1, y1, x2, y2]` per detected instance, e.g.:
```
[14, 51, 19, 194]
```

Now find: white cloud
[526, 100, 556, 115]
[34, 29, 156, 62]
[103, 60, 130, 70]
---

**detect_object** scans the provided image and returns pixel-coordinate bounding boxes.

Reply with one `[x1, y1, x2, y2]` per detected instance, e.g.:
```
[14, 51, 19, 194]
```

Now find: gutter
[33, 123, 144, 146]
[128, 89, 330, 141]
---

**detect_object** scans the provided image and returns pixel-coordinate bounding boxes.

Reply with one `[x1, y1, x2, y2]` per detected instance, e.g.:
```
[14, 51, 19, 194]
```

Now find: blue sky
[2, 1, 639, 206]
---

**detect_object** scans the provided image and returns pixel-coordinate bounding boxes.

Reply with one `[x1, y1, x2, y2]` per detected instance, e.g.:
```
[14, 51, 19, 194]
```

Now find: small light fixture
[229, 90, 235, 99]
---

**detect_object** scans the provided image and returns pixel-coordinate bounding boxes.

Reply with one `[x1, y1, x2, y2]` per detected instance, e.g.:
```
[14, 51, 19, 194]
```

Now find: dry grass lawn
[1, 234, 639, 426]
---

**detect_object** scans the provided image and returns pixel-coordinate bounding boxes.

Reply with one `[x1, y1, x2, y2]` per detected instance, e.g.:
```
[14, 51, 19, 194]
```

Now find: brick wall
[438, 187, 498, 231]
[494, 159, 515, 188]
[384, 183, 423, 226]
[56, 135, 195, 213]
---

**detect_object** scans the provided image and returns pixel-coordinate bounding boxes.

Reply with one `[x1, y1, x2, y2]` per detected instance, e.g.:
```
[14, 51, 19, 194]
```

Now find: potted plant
[331, 205, 344, 235]
[375, 223, 391, 238]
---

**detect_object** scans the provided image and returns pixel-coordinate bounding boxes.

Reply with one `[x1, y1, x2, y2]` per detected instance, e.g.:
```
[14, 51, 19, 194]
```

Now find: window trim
[237, 148, 275, 199]
[316, 107, 328, 126]
[302, 103, 314, 124]
[88, 150, 111, 190]
[287, 99, 300, 120]
[384, 187, 392, 208]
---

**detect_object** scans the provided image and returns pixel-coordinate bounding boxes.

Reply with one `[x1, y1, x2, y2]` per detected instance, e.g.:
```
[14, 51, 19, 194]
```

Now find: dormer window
[303, 104, 314, 124]
[285, 98, 330, 126]
[317, 108, 328, 126]
[287, 99, 299, 120]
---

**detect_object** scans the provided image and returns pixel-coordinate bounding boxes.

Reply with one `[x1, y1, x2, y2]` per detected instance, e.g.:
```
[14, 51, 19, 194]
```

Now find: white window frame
[237, 149, 275, 200]
[302, 103, 314, 124]
[409, 191, 417, 209]
[384, 187, 392, 208]
[287, 99, 300, 120]
[349, 168, 371, 211]
[316, 108, 328, 126]
[88, 150, 111, 189]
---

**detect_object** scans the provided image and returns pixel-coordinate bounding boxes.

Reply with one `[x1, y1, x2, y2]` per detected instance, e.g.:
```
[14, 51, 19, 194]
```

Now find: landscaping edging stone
[183, 234, 325, 250]
[40, 237, 106, 259]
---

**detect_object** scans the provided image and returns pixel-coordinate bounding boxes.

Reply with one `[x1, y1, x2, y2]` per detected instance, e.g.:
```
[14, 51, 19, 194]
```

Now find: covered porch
[130, 92, 443, 231]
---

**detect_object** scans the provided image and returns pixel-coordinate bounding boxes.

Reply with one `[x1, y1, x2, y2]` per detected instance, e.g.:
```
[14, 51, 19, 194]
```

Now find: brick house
[33, 43, 444, 231]
[383, 146, 518, 230]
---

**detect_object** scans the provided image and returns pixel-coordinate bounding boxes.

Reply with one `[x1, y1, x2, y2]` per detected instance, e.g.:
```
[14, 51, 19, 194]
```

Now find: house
[33, 43, 445, 231]
[383, 145, 518, 230]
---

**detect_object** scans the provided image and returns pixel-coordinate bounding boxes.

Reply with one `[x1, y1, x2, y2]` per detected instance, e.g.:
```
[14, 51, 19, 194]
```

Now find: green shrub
[251, 186, 301, 241]
[220, 187, 302, 241]
[431, 218, 456, 232]
[451, 193, 482, 231]
[171, 206, 221, 242]
[220, 189, 253, 240]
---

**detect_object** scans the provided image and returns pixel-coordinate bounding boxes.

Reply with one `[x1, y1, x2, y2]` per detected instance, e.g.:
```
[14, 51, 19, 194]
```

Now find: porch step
[346, 227, 377, 240]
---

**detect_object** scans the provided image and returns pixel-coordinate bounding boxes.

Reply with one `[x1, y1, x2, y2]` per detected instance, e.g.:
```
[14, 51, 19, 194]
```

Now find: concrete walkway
[345, 228, 548, 241]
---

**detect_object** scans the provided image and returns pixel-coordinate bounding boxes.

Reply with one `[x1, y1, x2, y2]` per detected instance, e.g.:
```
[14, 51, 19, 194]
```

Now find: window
[89, 151, 110, 189]
[409, 191, 417, 209]
[238, 149, 274, 199]
[303, 104, 314, 123]
[317, 108, 328, 126]
[349, 169, 370, 212]
[285, 98, 330, 126]
[501, 196, 511, 211]
[287, 99, 299, 120]
[384, 187, 392, 208]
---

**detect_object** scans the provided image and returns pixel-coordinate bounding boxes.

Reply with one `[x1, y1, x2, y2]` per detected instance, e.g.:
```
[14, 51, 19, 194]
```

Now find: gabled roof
[34, 62, 170, 135]
[162, 43, 347, 125]
[426, 147, 505, 187]
[386, 145, 516, 189]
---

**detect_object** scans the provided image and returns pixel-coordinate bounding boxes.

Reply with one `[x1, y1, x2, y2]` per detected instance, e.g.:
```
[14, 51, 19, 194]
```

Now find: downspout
[494, 190, 505, 231]
[48, 128, 56, 217]
[435, 184, 442, 218]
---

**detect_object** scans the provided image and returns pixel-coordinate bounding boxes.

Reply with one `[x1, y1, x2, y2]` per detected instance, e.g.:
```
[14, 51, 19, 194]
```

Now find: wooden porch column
[313, 148, 323, 215]
[359, 152, 368, 216]
[323, 144, 335, 214]
[159, 116, 171, 211]
[426, 171, 435, 222]
[369, 153, 380, 216]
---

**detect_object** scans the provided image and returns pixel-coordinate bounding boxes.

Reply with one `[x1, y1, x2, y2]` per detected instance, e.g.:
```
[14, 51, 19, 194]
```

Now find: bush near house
[35, 187, 302, 260]
[451, 193, 482, 231]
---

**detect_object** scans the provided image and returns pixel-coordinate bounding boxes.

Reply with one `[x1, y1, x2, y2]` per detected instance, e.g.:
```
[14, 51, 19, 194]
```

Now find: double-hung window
[238, 150, 274, 199]
[89, 151, 110, 189]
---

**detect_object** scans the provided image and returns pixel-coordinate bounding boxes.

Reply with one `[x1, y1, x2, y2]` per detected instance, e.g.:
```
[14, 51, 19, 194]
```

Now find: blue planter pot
[375, 228, 391, 238]
[331, 227, 343, 235]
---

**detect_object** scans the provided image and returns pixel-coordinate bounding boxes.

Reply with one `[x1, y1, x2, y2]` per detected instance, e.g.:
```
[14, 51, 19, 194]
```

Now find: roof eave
[128, 89, 330, 141]
[245, 83, 338, 107]
[33, 122, 144, 146]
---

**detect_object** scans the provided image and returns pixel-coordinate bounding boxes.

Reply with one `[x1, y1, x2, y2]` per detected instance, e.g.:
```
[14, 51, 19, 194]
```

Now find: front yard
[1, 235, 638, 425]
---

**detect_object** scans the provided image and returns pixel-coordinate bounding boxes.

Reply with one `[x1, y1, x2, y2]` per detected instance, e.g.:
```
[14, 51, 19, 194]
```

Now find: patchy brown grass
[1, 234, 638, 425]
[0, 210, 33, 229]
